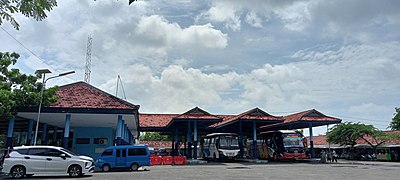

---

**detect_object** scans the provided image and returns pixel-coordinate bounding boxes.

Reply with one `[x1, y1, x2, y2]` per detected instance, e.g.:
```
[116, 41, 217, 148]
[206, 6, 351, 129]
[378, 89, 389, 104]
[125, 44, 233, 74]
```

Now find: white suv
[1, 146, 94, 178]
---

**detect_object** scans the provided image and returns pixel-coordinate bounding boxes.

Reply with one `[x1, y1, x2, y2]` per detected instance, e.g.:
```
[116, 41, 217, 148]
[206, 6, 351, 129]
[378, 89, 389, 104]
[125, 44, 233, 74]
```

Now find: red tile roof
[141, 141, 172, 148]
[283, 109, 339, 122]
[173, 107, 221, 120]
[306, 130, 400, 146]
[51, 82, 138, 109]
[139, 114, 178, 128]
[211, 108, 282, 128]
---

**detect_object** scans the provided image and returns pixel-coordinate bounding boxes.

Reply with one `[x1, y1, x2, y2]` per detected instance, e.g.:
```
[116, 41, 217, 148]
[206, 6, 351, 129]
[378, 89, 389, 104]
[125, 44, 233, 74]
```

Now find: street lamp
[33, 69, 75, 146]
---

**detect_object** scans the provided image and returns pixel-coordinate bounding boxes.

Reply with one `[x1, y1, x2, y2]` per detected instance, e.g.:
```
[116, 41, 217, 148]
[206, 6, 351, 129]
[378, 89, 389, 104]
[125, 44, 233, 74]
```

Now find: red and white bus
[260, 130, 309, 160]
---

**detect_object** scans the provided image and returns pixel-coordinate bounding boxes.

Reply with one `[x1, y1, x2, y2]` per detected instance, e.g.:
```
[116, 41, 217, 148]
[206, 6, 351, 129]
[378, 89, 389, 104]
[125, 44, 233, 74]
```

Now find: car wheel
[102, 164, 111, 172]
[68, 165, 82, 177]
[131, 163, 139, 171]
[10, 166, 25, 179]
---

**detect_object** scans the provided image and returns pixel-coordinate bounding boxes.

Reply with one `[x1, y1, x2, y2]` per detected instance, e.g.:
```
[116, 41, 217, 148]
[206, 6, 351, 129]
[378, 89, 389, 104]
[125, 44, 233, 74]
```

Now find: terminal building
[2, 82, 140, 159]
[2, 81, 343, 160]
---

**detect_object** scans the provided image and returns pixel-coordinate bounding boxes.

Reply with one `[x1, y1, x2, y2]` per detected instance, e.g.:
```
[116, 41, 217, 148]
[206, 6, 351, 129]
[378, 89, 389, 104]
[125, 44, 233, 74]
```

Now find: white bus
[201, 133, 240, 160]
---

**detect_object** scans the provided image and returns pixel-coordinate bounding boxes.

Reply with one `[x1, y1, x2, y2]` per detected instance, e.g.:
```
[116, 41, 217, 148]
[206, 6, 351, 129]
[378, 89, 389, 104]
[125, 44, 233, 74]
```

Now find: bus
[260, 130, 308, 160]
[201, 133, 240, 160]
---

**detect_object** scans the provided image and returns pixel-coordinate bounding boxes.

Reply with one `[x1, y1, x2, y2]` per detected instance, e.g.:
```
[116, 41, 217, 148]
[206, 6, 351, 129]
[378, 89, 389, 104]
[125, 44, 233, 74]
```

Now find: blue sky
[1, 0, 399, 135]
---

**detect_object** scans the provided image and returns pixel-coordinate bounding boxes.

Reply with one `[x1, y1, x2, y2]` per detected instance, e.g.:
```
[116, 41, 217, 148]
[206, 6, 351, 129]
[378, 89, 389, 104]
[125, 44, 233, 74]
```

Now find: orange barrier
[173, 156, 187, 165]
[162, 156, 173, 165]
[150, 155, 163, 166]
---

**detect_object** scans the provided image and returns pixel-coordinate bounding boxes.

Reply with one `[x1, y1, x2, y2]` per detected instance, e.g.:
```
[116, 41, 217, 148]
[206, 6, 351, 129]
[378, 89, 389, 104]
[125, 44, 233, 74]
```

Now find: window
[128, 148, 147, 156]
[116, 149, 121, 157]
[101, 149, 113, 156]
[47, 149, 63, 157]
[76, 138, 90, 144]
[28, 148, 48, 156]
[94, 138, 108, 145]
[122, 149, 126, 157]
[15, 149, 29, 155]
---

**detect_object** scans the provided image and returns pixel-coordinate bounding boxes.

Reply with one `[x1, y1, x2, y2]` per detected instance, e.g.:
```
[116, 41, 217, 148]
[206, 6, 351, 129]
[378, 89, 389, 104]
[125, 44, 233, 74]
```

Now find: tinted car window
[128, 148, 147, 156]
[47, 149, 63, 157]
[101, 149, 113, 156]
[28, 148, 48, 156]
[16, 149, 29, 155]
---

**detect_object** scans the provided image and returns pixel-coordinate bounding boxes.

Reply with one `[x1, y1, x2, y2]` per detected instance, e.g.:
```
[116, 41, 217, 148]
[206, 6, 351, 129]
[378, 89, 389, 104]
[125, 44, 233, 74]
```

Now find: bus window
[101, 149, 113, 156]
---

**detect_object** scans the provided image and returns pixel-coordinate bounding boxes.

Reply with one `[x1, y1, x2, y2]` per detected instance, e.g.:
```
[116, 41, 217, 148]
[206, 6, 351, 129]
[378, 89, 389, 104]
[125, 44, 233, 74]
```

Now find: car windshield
[60, 148, 78, 156]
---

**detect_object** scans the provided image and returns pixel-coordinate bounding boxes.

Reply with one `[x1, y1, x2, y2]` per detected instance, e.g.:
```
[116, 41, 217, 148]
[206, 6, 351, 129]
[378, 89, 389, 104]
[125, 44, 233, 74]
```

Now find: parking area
[1, 161, 399, 180]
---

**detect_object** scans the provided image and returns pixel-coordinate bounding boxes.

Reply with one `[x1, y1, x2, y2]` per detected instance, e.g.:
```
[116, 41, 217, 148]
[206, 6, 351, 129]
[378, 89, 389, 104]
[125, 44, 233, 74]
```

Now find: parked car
[95, 145, 150, 172]
[1, 146, 94, 179]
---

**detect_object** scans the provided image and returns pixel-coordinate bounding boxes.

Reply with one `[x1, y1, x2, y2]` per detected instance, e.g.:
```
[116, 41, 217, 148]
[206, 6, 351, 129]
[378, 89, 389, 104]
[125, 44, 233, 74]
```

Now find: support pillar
[175, 128, 179, 156]
[193, 121, 198, 159]
[52, 127, 58, 145]
[252, 121, 258, 159]
[63, 114, 71, 149]
[41, 123, 48, 145]
[116, 115, 123, 146]
[309, 122, 314, 159]
[17, 132, 22, 145]
[26, 119, 33, 145]
[187, 121, 192, 159]
[171, 131, 175, 157]
[239, 121, 244, 158]
[7, 116, 15, 148]
[123, 123, 127, 145]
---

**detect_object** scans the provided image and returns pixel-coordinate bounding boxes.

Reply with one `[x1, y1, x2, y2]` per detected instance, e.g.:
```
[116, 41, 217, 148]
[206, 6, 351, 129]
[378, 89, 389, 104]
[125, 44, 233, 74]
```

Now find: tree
[327, 122, 389, 148]
[326, 122, 394, 159]
[0, 52, 59, 121]
[389, 107, 400, 130]
[139, 132, 171, 141]
[0, 0, 58, 30]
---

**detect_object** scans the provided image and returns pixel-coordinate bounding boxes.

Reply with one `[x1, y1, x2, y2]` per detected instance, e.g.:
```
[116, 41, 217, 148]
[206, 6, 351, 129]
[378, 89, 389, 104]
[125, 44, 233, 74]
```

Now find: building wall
[72, 127, 114, 159]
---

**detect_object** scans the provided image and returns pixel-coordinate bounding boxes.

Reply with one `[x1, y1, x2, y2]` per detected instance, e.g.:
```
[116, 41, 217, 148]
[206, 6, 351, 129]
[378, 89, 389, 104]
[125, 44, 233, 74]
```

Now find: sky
[1, 0, 399, 136]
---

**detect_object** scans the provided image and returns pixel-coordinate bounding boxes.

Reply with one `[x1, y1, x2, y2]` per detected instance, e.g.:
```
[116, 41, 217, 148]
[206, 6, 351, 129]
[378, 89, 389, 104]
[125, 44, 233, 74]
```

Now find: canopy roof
[259, 109, 341, 131]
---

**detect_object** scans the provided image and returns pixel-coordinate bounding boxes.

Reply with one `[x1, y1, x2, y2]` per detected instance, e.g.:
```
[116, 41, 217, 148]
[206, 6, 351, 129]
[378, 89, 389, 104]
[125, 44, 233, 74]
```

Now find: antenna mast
[84, 35, 93, 83]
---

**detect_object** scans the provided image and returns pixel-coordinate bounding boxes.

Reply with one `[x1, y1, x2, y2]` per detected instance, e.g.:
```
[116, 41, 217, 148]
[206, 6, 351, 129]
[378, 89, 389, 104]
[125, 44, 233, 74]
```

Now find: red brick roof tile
[306, 130, 400, 146]
[51, 82, 138, 109]
[141, 141, 172, 148]
[139, 114, 178, 128]
[283, 109, 339, 122]
[212, 108, 281, 128]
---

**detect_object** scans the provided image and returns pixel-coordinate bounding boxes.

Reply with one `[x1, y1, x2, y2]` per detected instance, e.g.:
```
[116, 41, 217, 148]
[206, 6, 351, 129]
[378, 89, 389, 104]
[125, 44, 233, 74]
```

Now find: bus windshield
[282, 133, 305, 148]
[219, 135, 239, 150]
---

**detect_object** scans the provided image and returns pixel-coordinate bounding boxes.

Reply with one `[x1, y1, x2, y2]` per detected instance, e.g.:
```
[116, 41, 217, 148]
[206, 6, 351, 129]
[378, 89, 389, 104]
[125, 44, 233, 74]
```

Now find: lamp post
[33, 69, 75, 146]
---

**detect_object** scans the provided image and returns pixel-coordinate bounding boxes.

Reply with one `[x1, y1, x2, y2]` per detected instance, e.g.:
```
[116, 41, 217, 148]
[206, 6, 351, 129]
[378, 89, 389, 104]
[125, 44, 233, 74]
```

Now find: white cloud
[199, 1, 242, 31]
[136, 15, 228, 49]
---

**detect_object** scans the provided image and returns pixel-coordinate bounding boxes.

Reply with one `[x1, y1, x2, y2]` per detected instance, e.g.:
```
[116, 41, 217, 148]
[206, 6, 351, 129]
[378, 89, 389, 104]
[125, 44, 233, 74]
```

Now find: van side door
[115, 149, 126, 167]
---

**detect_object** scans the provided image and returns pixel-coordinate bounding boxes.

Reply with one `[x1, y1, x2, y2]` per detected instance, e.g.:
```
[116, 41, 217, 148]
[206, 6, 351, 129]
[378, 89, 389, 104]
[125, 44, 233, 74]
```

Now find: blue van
[95, 145, 150, 171]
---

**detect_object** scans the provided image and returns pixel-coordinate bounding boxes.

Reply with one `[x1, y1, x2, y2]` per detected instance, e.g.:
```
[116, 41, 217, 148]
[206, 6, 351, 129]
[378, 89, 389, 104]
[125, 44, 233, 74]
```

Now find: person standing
[332, 150, 338, 163]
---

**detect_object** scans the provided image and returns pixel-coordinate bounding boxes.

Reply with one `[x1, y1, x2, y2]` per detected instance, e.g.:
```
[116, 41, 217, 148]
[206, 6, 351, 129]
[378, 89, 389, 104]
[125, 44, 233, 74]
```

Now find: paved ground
[1, 160, 399, 180]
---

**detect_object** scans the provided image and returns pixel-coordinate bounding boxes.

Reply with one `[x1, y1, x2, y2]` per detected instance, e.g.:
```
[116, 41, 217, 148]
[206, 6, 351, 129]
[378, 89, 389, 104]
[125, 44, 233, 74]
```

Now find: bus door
[115, 149, 127, 167]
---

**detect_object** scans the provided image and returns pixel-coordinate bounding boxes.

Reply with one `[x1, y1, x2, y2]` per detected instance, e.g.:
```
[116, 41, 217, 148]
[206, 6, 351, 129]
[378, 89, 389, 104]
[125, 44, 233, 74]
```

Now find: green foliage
[0, 52, 58, 120]
[389, 107, 400, 130]
[327, 122, 386, 148]
[0, 0, 58, 30]
[139, 132, 171, 141]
